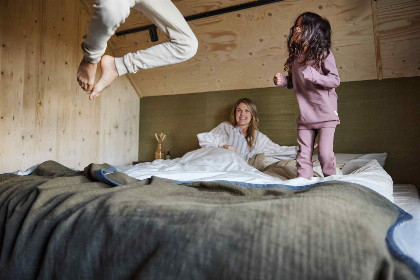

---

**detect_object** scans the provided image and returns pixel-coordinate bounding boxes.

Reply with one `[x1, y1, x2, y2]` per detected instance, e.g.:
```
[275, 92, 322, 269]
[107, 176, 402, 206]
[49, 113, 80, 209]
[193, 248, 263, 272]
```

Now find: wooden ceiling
[81, 0, 420, 97]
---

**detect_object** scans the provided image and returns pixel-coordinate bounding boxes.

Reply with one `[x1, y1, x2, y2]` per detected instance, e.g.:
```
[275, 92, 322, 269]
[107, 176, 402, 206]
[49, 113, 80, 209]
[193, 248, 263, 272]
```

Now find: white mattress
[392, 184, 420, 265]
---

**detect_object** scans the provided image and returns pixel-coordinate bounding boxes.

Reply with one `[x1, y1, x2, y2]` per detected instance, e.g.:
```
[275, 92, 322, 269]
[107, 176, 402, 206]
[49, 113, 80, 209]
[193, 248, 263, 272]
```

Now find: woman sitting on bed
[197, 98, 298, 161]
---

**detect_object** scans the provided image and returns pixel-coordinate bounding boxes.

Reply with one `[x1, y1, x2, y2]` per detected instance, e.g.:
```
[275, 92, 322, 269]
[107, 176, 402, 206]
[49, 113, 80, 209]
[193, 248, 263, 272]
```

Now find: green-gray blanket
[0, 161, 417, 280]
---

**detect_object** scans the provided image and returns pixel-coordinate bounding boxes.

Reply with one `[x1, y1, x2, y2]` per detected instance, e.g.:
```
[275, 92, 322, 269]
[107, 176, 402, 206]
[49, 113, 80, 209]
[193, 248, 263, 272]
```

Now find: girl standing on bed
[197, 98, 298, 161]
[273, 12, 340, 179]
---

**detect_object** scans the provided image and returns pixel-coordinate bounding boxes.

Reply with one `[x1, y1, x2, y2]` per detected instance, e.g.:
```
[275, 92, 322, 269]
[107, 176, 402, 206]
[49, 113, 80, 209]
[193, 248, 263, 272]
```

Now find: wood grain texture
[371, 0, 383, 80]
[0, 0, 139, 173]
[84, 0, 252, 32]
[81, 0, 418, 97]
[376, 0, 420, 78]
[85, 0, 377, 96]
[139, 77, 420, 189]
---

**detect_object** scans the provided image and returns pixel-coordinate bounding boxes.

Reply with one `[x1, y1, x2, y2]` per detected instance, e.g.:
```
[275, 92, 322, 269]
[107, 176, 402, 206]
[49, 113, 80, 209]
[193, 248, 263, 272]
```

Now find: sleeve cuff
[302, 66, 316, 83]
[276, 73, 288, 87]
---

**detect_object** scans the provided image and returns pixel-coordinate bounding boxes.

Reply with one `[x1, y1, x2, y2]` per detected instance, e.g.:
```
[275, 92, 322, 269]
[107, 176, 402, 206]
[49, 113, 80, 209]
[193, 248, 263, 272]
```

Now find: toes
[86, 84, 94, 93]
[89, 88, 102, 100]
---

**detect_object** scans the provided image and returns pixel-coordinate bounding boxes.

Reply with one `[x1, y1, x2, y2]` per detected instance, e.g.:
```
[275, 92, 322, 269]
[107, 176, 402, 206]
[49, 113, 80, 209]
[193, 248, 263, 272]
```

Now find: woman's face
[235, 102, 252, 128]
[293, 16, 303, 42]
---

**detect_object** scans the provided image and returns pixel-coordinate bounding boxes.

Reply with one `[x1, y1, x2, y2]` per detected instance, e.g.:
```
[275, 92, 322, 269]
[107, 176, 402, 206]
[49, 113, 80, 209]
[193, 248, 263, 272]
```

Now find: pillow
[313, 165, 343, 177]
[249, 153, 388, 177]
[312, 153, 362, 164]
[312, 153, 387, 175]
[341, 153, 387, 174]
[261, 159, 342, 178]
[312, 159, 345, 170]
[247, 153, 280, 171]
[263, 165, 297, 180]
[347, 159, 393, 202]
[357, 153, 387, 167]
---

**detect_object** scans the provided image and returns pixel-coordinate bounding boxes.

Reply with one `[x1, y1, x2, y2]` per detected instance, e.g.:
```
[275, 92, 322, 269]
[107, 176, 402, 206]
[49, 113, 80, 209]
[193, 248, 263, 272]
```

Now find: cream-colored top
[197, 122, 298, 161]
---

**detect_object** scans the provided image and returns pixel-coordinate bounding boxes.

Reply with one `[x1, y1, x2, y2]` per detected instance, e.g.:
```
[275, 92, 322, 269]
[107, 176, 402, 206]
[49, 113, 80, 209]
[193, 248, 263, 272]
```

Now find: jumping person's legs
[77, 0, 134, 94]
[116, 0, 199, 75]
[296, 129, 316, 179]
[78, 0, 198, 100]
[89, 0, 198, 99]
[317, 127, 336, 177]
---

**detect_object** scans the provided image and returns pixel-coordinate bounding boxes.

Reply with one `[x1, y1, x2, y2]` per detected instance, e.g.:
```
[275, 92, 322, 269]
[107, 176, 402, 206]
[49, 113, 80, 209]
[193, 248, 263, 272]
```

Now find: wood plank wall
[90, 0, 419, 97]
[111, 0, 378, 96]
[376, 0, 420, 78]
[0, 0, 140, 173]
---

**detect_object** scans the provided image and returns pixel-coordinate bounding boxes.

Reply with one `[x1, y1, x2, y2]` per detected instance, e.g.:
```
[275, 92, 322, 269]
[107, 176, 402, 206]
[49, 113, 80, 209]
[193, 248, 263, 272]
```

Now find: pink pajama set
[277, 52, 340, 178]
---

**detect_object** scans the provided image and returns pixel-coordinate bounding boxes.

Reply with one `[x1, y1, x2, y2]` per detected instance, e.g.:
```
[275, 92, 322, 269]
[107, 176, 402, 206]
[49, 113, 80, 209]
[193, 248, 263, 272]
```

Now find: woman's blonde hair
[229, 98, 259, 150]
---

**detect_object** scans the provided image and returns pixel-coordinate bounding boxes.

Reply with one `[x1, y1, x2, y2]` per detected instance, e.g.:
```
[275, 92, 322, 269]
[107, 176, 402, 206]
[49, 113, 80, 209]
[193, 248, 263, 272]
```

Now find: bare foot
[77, 57, 97, 93]
[89, 55, 119, 100]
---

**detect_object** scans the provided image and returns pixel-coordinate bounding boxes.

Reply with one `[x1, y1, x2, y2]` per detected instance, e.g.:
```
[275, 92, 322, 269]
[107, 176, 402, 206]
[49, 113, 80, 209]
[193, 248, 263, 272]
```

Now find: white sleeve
[197, 123, 229, 148]
[255, 132, 298, 160]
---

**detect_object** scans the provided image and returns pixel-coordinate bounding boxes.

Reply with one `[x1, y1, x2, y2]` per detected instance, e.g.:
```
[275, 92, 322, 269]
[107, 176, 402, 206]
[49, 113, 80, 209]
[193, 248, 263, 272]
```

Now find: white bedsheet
[118, 147, 394, 202]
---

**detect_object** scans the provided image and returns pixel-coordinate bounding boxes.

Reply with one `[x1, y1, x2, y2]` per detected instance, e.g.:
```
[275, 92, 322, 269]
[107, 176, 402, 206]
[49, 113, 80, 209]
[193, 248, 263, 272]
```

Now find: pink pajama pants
[296, 128, 336, 179]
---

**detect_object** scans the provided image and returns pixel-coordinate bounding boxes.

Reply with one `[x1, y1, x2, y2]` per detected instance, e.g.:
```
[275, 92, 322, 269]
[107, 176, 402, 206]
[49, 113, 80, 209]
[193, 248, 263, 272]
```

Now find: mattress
[393, 184, 420, 266]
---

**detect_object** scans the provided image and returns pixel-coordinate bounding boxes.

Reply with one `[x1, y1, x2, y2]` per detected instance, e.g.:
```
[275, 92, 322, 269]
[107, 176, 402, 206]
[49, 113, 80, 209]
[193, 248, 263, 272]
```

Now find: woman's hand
[222, 145, 236, 152]
[273, 73, 283, 86]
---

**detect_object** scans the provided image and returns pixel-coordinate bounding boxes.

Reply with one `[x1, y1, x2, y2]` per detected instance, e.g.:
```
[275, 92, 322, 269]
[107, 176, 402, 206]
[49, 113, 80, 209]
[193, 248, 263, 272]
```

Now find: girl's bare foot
[89, 55, 119, 100]
[77, 57, 97, 93]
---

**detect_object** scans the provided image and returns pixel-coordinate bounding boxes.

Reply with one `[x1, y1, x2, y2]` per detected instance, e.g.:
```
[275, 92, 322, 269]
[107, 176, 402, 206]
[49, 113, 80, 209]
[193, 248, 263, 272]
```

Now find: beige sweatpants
[82, 0, 198, 76]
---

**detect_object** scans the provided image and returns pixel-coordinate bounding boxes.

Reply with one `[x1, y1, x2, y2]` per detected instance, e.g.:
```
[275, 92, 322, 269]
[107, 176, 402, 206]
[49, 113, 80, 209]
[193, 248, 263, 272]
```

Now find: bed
[0, 147, 419, 279]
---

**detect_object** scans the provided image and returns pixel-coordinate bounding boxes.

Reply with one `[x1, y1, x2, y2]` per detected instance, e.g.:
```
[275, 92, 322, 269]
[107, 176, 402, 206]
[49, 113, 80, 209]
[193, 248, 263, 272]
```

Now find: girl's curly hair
[284, 12, 332, 72]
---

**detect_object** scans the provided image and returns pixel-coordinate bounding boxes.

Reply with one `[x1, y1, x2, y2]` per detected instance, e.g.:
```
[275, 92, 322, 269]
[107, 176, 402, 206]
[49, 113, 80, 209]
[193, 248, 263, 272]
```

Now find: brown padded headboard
[139, 77, 420, 191]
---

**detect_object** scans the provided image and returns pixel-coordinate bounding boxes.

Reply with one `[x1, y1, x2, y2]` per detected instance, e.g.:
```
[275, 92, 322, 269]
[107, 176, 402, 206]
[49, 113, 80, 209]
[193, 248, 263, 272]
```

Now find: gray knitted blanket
[0, 161, 417, 280]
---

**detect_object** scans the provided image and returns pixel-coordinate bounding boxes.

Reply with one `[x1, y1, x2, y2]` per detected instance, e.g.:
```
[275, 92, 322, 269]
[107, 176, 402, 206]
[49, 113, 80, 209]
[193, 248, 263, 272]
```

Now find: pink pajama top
[277, 51, 340, 129]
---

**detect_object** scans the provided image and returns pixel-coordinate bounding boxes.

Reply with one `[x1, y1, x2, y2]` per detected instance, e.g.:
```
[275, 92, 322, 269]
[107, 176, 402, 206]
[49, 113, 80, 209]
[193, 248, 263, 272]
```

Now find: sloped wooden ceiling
[81, 0, 419, 97]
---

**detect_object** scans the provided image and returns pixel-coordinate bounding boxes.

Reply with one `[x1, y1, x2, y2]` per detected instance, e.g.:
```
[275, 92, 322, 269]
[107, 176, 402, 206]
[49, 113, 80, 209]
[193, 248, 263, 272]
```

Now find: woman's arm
[255, 133, 298, 160]
[302, 52, 340, 89]
[197, 123, 230, 148]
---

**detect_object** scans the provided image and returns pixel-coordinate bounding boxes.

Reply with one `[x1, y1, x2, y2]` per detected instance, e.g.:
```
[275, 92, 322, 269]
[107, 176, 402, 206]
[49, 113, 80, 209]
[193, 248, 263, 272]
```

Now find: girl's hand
[273, 73, 283, 86]
[222, 145, 236, 152]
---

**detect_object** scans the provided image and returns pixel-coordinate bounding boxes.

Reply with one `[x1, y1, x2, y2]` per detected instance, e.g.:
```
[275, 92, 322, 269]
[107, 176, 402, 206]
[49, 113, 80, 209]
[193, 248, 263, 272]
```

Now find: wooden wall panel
[80, 0, 419, 97]
[0, 0, 139, 173]
[85, 0, 252, 32]
[377, 0, 420, 78]
[100, 0, 377, 96]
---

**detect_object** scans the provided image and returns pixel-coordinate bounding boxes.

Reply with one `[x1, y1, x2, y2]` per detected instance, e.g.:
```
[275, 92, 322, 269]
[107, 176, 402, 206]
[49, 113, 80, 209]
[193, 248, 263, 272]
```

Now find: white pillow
[313, 165, 343, 177]
[357, 153, 387, 167]
[312, 153, 387, 175]
[347, 159, 393, 202]
[341, 153, 387, 174]
[312, 153, 362, 164]
[255, 153, 387, 177]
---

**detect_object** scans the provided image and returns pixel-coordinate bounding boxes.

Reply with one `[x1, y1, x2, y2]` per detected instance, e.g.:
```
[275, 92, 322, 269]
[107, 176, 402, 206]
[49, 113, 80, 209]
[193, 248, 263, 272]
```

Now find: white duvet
[118, 147, 394, 202]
